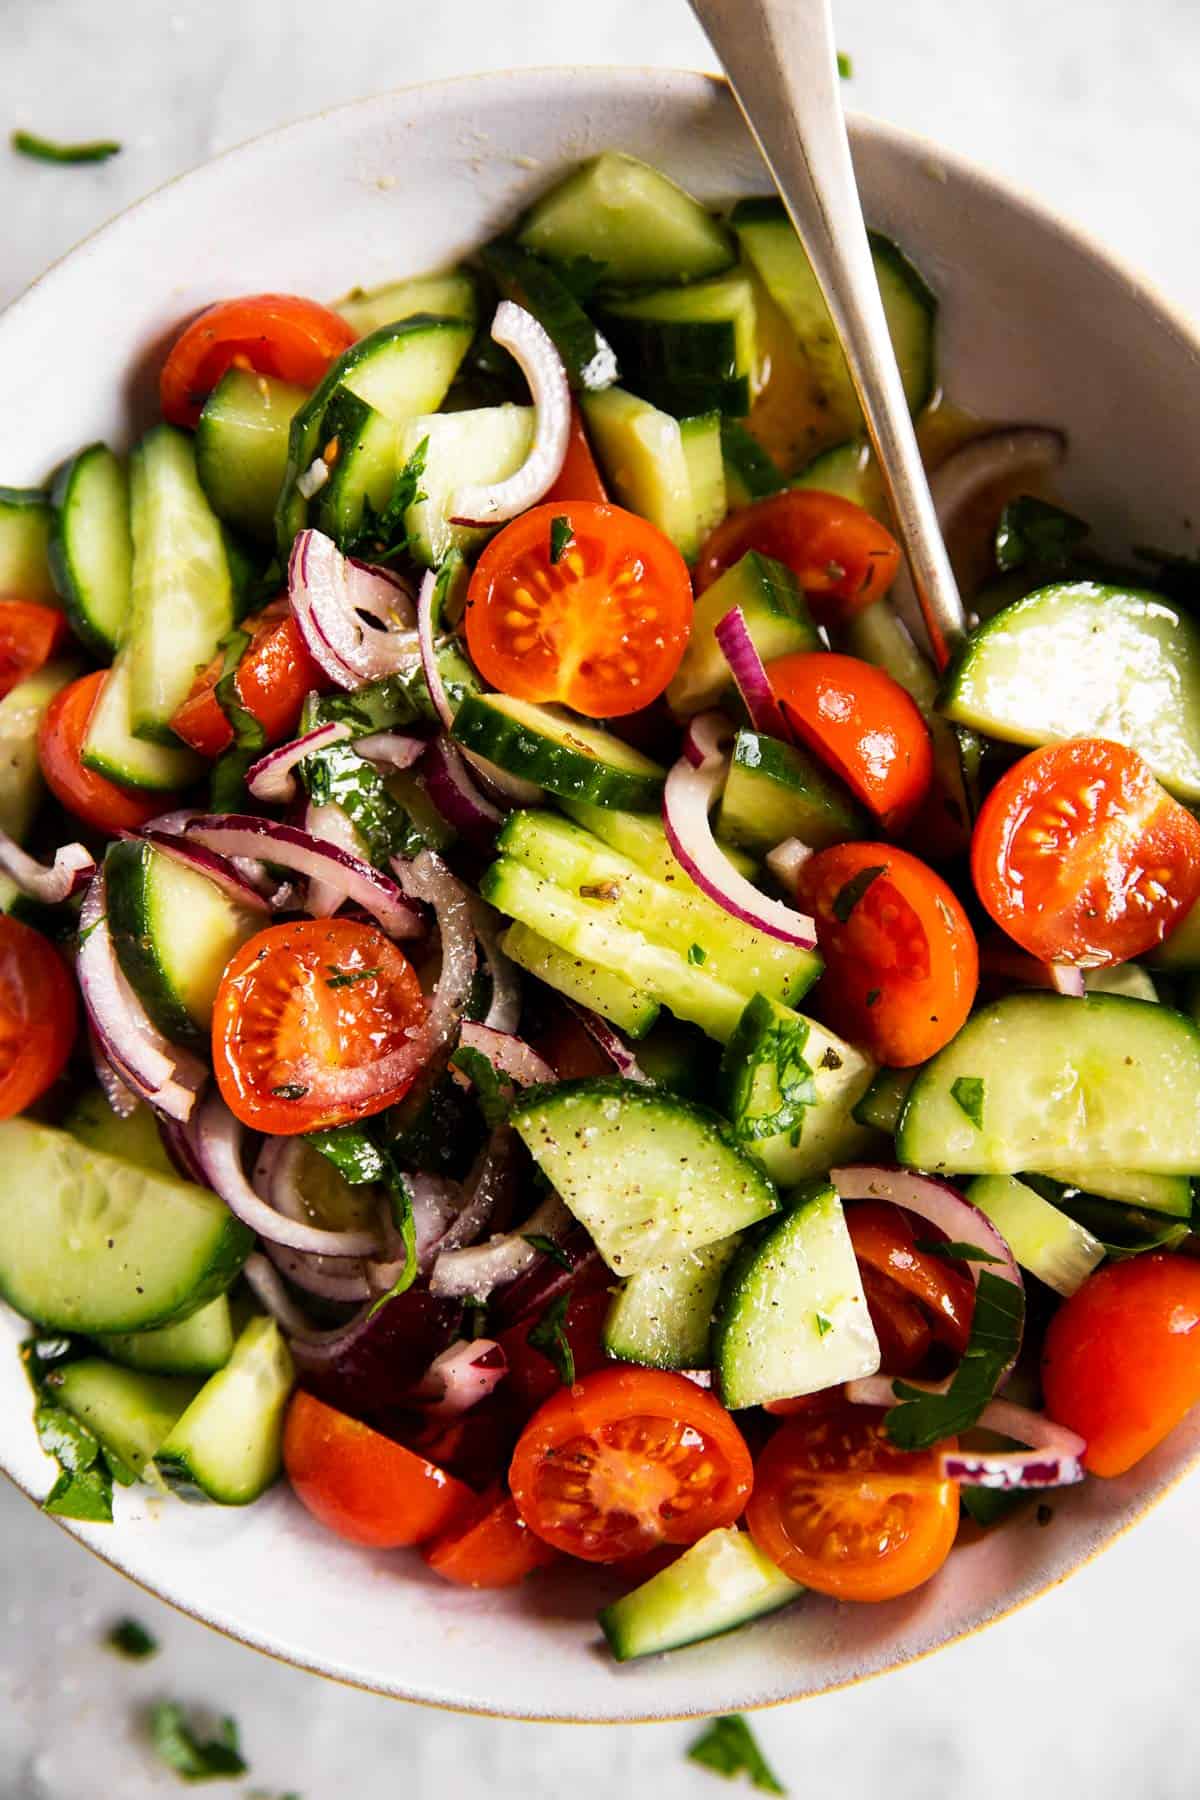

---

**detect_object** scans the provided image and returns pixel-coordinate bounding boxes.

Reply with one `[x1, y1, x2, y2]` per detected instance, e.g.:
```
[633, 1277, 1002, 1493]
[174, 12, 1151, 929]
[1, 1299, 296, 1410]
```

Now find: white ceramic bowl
[2, 67, 1199, 1722]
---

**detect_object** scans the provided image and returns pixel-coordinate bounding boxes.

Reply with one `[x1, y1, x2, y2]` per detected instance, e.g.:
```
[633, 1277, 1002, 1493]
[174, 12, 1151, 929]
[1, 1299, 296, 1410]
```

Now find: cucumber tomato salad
[2, 151, 1200, 1661]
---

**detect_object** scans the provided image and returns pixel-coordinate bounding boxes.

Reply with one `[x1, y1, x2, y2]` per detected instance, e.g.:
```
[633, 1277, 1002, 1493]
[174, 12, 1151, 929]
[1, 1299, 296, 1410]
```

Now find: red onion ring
[470, 898, 523, 1033]
[288, 529, 420, 690]
[242, 1252, 332, 1340]
[432, 1129, 519, 1257]
[264, 1240, 372, 1303]
[246, 721, 354, 804]
[411, 1338, 508, 1417]
[158, 1113, 209, 1186]
[831, 1165, 1022, 1295]
[563, 1002, 649, 1083]
[353, 731, 427, 772]
[87, 1025, 139, 1120]
[0, 832, 93, 904]
[422, 735, 503, 844]
[301, 799, 365, 918]
[714, 607, 795, 741]
[458, 1021, 555, 1087]
[844, 1377, 1087, 1489]
[1047, 963, 1087, 998]
[138, 830, 272, 913]
[447, 302, 570, 526]
[430, 1190, 573, 1299]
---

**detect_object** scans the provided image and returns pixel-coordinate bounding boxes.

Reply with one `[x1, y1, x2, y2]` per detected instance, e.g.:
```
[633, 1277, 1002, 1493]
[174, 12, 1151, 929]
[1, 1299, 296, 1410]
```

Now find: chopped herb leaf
[914, 1238, 1004, 1266]
[149, 1702, 247, 1782]
[12, 129, 121, 164]
[718, 419, 786, 500]
[270, 1083, 308, 1101]
[687, 1715, 785, 1794]
[549, 515, 573, 563]
[814, 1312, 833, 1338]
[688, 943, 707, 965]
[885, 1270, 1025, 1451]
[547, 253, 608, 302]
[107, 1618, 158, 1660]
[325, 965, 380, 990]
[837, 51, 854, 78]
[209, 626, 267, 809]
[343, 436, 428, 562]
[527, 1293, 575, 1387]
[949, 1075, 985, 1130]
[865, 988, 881, 1007]
[832, 863, 886, 922]
[450, 1042, 512, 1129]
[368, 1172, 418, 1315]
[995, 495, 1088, 573]
[306, 1124, 387, 1186]
[35, 1403, 114, 1522]
[723, 1011, 815, 1145]
[522, 1233, 572, 1270]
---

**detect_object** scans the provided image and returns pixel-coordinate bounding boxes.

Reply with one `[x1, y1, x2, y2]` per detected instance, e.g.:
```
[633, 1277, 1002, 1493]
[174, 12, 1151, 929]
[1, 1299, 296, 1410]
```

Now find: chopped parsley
[306, 1123, 388, 1185]
[832, 863, 886, 923]
[149, 1702, 247, 1782]
[12, 129, 121, 164]
[549, 515, 574, 563]
[368, 1171, 418, 1315]
[106, 1618, 159, 1660]
[814, 1312, 834, 1338]
[343, 436, 428, 563]
[885, 1270, 1025, 1451]
[865, 987, 881, 1007]
[209, 626, 267, 810]
[450, 1042, 512, 1129]
[915, 1238, 1004, 1266]
[523, 1233, 572, 1270]
[527, 1292, 575, 1387]
[688, 943, 708, 965]
[270, 1083, 308, 1101]
[949, 1075, 985, 1130]
[687, 1715, 785, 1794]
[36, 1403, 113, 1522]
[724, 1009, 815, 1145]
[994, 494, 1087, 573]
[837, 51, 854, 78]
[324, 965, 380, 990]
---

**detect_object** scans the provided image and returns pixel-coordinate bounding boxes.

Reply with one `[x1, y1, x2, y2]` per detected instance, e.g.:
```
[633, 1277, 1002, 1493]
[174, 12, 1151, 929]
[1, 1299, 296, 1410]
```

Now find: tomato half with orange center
[159, 293, 356, 429]
[971, 737, 1200, 967]
[0, 916, 77, 1119]
[38, 671, 177, 835]
[464, 501, 693, 718]
[211, 917, 427, 1134]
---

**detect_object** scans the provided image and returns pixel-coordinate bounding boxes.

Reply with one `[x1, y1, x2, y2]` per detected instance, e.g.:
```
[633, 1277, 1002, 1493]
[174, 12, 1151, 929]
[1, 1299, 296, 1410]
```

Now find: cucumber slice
[580, 386, 699, 558]
[195, 368, 308, 544]
[481, 242, 617, 390]
[309, 385, 399, 551]
[95, 1296, 235, 1377]
[157, 1315, 294, 1505]
[1086, 964, 1158, 1004]
[846, 600, 973, 834]
[65, 1087, 176, 1178]
[719, 419, 785, 507]
[500, 920, 660, 1037]
[47, 444, 132, 655]
[792, 438, 879, 510]
[0, 660, 76, 840]
[713, 1181, 880, 1408]
[0, 486, 55, 603]
[516, 153, 735, 288]
[53, 1360, 200, 1482]
[599, 1526, 801, 1662]
[599, 272, 757, 417]
[105, 839, 262, 1045]
[717, 728, 865, 855]
[939, 582, 1200, 801]
[0, 1118, 252, 1333]
[603, 1236, 739, 1369]
[667, 549, 819, 716]
[125, 424, 236, 743]
[1151, 896, 1200, 971]
[81, 652, 200, 791]
[633, 1017, 712, 1100]
[560, 795, 757, 883]
[510, 1077, 779, 1276]
[852, 1065, 915, 1134]
[967, 1174, 1104, 1297]
[335, 270, 478, 337]
[719, 994, 878, 1185]
[897, 992, 1200, 1174]
[398, 404, 534, 568]
[732, 201, 935, 429]
[453, 694, 664, 811]
[1034, 1165, 1191, 1219]
[679, 413, 727, 544]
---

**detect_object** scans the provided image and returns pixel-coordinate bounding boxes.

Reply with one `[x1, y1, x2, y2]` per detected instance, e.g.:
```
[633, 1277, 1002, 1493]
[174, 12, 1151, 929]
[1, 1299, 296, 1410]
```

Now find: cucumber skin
[453, 696, 665, 811]
[599, 1526, 801, 1661]
[47, 443, 132, 657]
[105, 838, 201, 1047]
[157, 1316, 295, 1505]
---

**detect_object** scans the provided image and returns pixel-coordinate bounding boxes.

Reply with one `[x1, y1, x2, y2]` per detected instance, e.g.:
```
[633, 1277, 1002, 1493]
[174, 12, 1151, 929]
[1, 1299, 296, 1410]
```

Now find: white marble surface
[3, 2, 1200, 1794]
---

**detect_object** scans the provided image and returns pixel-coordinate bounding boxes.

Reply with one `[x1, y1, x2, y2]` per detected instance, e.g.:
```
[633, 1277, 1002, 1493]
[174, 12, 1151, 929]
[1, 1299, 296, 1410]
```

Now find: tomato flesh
[423, 1485, 559, 1588]
[170, 610, 327, 758]
[971, 737, 1200, 968]
[37, 671, 176, 834]
[0, 601, 68, 701]
[543, 402, 608, 506]
[464, 501, 693, 718]
[0, 916, 77, 1119]
[1042, 1254, 1200, 1477]
[845, 1201, 975, 1357]
[746, 1405, 960, 1601]
[695, 489, 900, 618]
[498, 1288, 613, 1417]
[283, 1391, 473, 1547]
[508, 1367, 753, 1562]
[212, 918, 427, 1134]
[858, 1265, 934, 1377]
[160, 293, 356, 429]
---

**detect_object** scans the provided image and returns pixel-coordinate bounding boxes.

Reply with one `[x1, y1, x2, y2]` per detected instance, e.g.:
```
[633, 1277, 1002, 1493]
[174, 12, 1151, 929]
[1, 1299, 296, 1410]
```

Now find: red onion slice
[458, 1021, 555, 1087]
[664, 712, 817, 948]
[831, 1165, 1022, 1295]
[411, 1338, 508, 1418]
[430, 1190, 574, 1299]
[765, 837, 813, 896]
[184, 813, 422, 938]
[448, 302, 570, 526]
[87, 1025, 139, 1120]
[138, 830, 272, 913]
[353, 731, 426, 772]
[158, 1113, 209, 1186]
[0, 832, 93, 904]
[1047, 963, 1087, 998]
[844, 1378, 1087, 1489]
[563, 1002, 649, 1083]
[243, 1252, 331, 1340]
[423, 735, 503, 845]
[301, 799, 365, 918]
[416, 568, 457, 733]
[265, 1241, 372, 1303]
[470, 898, 522, 1033]
[714, 607, 795, 741]
[433, 1129, 519, 1257]
[288, 529, 420, 691]
[246, 722, 354, 804]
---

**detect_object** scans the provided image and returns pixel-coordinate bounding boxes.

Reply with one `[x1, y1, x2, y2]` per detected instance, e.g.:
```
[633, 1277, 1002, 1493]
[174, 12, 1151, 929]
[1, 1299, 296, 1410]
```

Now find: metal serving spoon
[687, 0, 965, 666]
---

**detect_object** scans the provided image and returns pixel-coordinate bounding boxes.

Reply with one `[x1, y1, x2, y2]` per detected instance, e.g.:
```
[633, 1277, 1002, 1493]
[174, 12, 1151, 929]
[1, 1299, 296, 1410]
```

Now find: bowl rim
[3, 62, 1199, 1721]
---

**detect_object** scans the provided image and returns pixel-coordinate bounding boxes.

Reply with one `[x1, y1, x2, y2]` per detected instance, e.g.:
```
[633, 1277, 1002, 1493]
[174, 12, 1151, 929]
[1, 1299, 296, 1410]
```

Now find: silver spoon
[687, 0, 965, 667]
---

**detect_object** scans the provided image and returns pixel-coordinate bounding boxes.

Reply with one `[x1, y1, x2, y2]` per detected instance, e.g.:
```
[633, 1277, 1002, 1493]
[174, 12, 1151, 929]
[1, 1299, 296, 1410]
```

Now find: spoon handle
[688, 0, 964, 665]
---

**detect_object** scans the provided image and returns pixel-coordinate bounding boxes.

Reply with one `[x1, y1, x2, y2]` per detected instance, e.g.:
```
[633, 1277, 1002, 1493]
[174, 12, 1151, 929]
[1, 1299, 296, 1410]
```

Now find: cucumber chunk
[580, 386, 700, 558]
[939, 582, 1200, 801]
[81, 652, 200, 791]
[599, 271, 757, 417]
[0, 485, 55, 603]
[335, 270, 479, 337]
[1086, 964, 1158, 1004]
[500, 920, 660, 1037]
[65, 1087, 176, 1178]
[48, 444, 132, 655]
[517, 153, 735, 288]
[599, 1526, 801, 1662]
[791, 438, 878, 510]
[0, 660, 76, 840]
[53, 1360, 201, 1482]
[897, 992, 1200, 1174]
[1151, 897, 1200, 972]
[481, 242, 617, 390]
[157, 1315, 294, 1505]
[105, 839, 262, 1045]
[308, 385, 399, 551]
[679, 412, 727, 545]
[603, 1236, 739, 1369]
[720, 419, 785, 507]
[714, 1181, 880, 1408]
[717, 728, 865, 855]
[1033, 1165, 1191, 1219]
[96, 1296, 235, 1377]
[453, 694, 664, 810]
[852, 1065, 915, 1135]
[398, 404, 534, 567]
[846, 600, 973, 833]
[0, 1119, 252, 1333]
[967, 1174, 1104, 1297]
[195, 368, 308, 544]
[510, 1077, 779, 1276]
[667, 550, 819, 716]
[560, 795, 757, 883]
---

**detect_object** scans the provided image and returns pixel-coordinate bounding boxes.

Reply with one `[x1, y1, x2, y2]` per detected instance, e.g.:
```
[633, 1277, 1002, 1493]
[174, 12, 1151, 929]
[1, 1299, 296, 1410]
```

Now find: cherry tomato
[159, 293, 356, 429]
[1042, 1254, 1200, 1477]
[858, 1265, 935, 1377]
[768, 651, 934, 832]
[37, 671, 175, 835]
[423, 1484, 560, 1588]
[799, 841, 979, 1065]
[543, 402, 608, 506]
[695, 489, 900, 617]
[746, 1405, 960, 1601]
[498, 1288, 613, 1416]
[971, 738, 1200, 968]
[283, 1391, 473, 1547]
[212, 918, 427, 1134]
[508, 1367, 753, 1563]
[0, 916, 77, 1119]
[530, 1005, 615, 1081]
[170, 610, 327, 758]
[845, 1201, 975, 1357]
[0, 601, 68, 701]
[464, 501, 693, 719]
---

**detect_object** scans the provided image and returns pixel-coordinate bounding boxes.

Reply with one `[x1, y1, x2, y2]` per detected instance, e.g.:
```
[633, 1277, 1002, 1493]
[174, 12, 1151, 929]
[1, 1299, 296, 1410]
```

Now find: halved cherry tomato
[464, 501, 693, 718]
[283, 1391, 472, 1547]
[1041, 1254, 1200, 1477]
[530, 1004, 614, 1081]
[0, 916, 77, 1119]
[423, 1484, 560, 1588]
[508, 1367, 753, 1562]
[170, 610, 327, 758]
[159, 293, 356, 429]
[695, 489, 900, 617]
[543, 401, 608, 506]
[799, 841, 978, 1065]
[845, 1201, 975, 1357]
[498, 1288, 613, 1417]
[0, 601, 68, 701]
[37, 671, 175, 834]
[971, 738, 1200, 968]
[746, 1404, 960, 1601]
[859, 1265, 935, 1377]
[212, 918, 427, 1134]
[768, 651, 933, 832]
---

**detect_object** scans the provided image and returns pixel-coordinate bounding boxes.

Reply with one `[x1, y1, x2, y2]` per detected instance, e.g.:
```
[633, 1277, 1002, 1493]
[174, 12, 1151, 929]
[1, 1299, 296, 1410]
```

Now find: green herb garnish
[865, 988, 881, 1007]
[837, 51, 853, 78]
[995, 495, 1087, 573]
[914, 1239, 1004, 1266]
[12, 129, 121, 164]
[523, 1233, 572, 1270]
[885, 1270, 1025, 1450]
[688, 943, 707, 965]
[687, 1715, 785, 1794]
[527, 1293, 575, 1387]
[450, 1042, 512, 1129]
[949, 1074, 985, 1130]
[149, 1702, 247, 1782]
[209, 625, 267, 810]
[367, 1171, 418, 1315]
[832, 863, 886, 922]
[306, 1124, 388, 1185]
[270, 1083, 308, 1101]
[723, 1011, 815, 1145]
[107, 1618, 159, 1660]
[325, 965, 380, 990]
[36, 1403, 114, 1522]
[344, 436, 428, 563]
[549, 515, 573, 563]
[814, 1312, 833, 1338]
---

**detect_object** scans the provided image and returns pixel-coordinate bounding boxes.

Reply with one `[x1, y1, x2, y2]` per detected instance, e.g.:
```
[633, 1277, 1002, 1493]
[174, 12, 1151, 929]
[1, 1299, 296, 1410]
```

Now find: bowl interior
[2, 68, 1198, 1720]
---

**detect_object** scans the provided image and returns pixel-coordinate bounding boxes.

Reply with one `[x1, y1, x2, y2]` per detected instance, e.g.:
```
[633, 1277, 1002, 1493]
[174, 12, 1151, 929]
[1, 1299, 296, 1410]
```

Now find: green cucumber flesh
[847, 600, 974, 834]
[48, 444, 132, 655]
[399, 404, 534, 568]
[511, 1076, 779, 1276]
[898, 992, 1200, 1174]
[1085, 964, 1158, 1004]
[667, 549, 819, 716]
[157, 1315, 294, 1505]
[81, 651, 200, 791]
[1032, 1165, 1191, 1219]
[95, 1296, 235, 1377]
[310, 385, 399, 550]
[65, 1088, 175, 1178]
[560, 795, 757, 883]
[792, 438, 879, 510]
[195, 368, 308, 544]
[719, 419, 786, 507]
[679, 412, 727, 544]
[453, 694, 664, 810]
[599, 1526, 801, 1662]
[516, 153, 735, 287]
[335, 270, 479, 337]
[0, 485, 56, 604]
[603, 1236, 739, 1369]
[852, 1065, 915, 1134]
[598, 271, 757, 417]
[579, 386, 700, 558]
[717, 727, 865, 855]
[1151, 896, 1200, 971]
[713, 1180, 880, 1408]
[967, 1174, 1104, 1298]
[0, 1118, 252, 1333]
[0, 660, 76, 840]
[52, 1359, 202, 1483]
[481, 241, 617, 390]
[500, 920, 660, 1037]
[631, 1017, 712, 1101]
